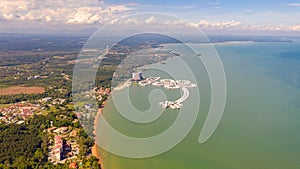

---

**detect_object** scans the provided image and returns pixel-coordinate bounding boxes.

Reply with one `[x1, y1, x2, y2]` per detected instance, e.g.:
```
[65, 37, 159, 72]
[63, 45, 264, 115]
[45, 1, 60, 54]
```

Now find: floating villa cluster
[138, 77, 196, 89]
[159, 101, 183, 109]
[138, 76, 197, 109]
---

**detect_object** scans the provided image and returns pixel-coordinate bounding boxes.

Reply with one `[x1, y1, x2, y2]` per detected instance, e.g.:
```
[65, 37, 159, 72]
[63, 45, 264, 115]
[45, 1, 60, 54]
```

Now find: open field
[0, 86, 45, 95]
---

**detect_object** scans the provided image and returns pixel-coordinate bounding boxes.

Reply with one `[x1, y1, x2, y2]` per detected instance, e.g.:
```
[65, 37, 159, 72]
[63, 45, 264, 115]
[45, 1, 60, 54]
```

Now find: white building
[132, 71, 144, 81]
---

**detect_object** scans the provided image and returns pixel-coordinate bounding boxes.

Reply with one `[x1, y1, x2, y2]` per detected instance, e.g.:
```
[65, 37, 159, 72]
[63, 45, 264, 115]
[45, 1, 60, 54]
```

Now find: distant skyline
[0, 0, 300, 36]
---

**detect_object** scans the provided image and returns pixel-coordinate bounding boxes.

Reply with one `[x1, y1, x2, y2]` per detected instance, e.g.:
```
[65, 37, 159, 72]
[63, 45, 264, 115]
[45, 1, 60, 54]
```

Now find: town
[0, 86, 111, 169]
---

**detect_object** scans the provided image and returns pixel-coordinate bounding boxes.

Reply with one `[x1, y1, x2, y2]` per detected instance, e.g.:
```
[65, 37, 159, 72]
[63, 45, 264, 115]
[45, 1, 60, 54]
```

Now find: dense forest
[0, 107, 100, 169]
[0, 117, 48, 167]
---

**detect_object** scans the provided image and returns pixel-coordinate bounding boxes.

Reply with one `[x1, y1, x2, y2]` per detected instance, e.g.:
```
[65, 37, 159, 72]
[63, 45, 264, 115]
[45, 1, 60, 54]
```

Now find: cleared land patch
[0, 86, 45, 95]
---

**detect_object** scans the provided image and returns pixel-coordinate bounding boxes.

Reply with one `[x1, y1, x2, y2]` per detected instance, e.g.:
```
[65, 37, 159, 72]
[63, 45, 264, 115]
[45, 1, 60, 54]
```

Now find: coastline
[92, 101, 107, 168]
[90, 45, 180, 167]
[212, 40, 254, 45]
[112, 79, 132, 92]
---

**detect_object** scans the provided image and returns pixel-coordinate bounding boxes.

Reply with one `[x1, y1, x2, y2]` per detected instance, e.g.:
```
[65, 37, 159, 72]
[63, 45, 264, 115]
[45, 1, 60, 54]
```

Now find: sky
[0, 0, 300, 36]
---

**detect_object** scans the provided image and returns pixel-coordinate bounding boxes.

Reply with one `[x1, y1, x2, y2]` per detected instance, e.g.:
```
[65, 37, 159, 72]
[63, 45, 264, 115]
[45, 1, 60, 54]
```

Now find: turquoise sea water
[97, 41, 300, 169]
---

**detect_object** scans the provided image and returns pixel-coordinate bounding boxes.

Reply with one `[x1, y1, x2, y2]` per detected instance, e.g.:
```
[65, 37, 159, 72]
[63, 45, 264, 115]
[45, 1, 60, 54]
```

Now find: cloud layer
[195, 20, 300, 32]
[119, 16, 300, 33]
[0, 0, 300, 34]
[0, 0, 133, 25]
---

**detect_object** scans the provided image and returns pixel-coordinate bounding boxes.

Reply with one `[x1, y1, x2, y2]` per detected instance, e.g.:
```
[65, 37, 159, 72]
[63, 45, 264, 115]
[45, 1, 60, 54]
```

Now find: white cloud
[0, 0, 299, 34]
[145, 16, 157, 24]
[289, 25, 300, 31]
[116, 17, 300, 33]
[237, 23, 300, 32]
[164, 19, 188, 27]
[209, 1, 221, 8]
[194, 20, 242, 30]
[0, 0, 133, 25]
[185, 19, 300, 33]
[244, 9, 252, 12]
[123, 18, 139, 25]
[286, 3, 300, 7]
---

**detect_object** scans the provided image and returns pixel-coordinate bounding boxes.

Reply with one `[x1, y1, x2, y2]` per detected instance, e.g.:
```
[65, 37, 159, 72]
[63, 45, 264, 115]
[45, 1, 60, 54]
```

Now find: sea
[96, 40, 300, 169]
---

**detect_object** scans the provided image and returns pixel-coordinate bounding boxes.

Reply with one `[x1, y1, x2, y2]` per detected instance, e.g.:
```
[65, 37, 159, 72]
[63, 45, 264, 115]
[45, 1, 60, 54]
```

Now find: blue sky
[127, 0, 300, 24]
[0, 0, 299, 35]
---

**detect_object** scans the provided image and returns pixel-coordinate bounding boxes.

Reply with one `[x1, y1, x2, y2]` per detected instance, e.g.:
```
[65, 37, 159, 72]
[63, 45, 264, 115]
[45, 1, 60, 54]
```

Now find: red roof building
[69, 162, 78, 169]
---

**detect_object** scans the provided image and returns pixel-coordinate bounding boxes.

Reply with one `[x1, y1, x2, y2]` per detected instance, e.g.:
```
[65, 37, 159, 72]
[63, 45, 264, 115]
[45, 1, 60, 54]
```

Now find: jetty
[176, 87, 189, 103]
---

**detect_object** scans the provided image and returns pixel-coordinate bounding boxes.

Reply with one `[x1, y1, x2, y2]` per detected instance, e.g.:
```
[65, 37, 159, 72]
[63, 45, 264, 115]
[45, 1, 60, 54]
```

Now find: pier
[159, 87, 190, 109]
[176, 87, 189, 103]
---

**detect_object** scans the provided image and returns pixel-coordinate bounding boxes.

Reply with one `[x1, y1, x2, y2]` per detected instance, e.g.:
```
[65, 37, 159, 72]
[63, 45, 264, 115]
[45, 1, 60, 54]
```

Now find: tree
[33, 148, 44, 163]
[13, 156, 29, 169]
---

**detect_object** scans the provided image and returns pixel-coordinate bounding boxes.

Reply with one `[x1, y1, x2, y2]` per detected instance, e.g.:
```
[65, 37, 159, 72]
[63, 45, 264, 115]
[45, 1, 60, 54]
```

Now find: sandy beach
[92, 101, 107, 167]
[92, 81, 132, 168]
[112, 79, 132, 92]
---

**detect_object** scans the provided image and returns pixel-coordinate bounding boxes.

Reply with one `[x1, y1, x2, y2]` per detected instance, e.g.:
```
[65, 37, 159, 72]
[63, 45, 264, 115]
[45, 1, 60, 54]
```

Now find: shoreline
[212, 40, 254, 45]
[92, 101, 107, 168]
[112, 79, 132, 92]
[91, 45, 179, 167]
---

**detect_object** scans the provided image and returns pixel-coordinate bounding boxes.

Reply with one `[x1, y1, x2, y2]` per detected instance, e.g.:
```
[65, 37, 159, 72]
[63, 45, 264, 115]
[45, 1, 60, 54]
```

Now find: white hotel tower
[132, 71, 144, 81]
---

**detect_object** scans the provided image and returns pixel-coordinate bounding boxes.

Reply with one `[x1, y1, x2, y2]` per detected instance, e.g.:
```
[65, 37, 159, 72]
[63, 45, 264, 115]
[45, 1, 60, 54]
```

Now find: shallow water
[97, 42, 300, 169]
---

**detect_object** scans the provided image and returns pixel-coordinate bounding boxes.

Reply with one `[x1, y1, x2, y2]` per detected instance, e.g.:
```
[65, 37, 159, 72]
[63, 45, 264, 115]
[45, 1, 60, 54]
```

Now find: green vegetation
[0, 33, 181, 168]
[0, 122, 47, 166]
[0, 104, 100, 169]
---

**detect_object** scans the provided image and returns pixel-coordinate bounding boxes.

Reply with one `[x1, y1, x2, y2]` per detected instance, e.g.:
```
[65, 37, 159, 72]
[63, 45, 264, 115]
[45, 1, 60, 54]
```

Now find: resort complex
[135, 73, 197, 110]
[132, 71, 144, 81]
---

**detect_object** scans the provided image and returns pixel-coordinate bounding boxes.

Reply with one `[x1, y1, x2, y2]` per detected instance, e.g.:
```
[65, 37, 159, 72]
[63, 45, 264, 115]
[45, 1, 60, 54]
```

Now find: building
[97, 88, 111, 96]
[132, 71, 144, 81]
[84, 104, 93, 110]
[54, 136, 63, 161]
[69, 162, 78, 169]
[53, 98, 66, 105]
[41, 97, 52, 102]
